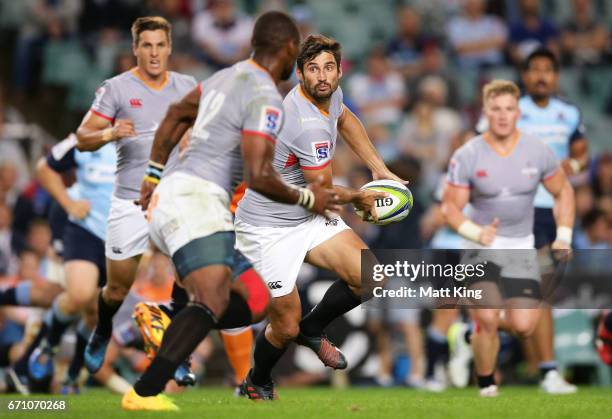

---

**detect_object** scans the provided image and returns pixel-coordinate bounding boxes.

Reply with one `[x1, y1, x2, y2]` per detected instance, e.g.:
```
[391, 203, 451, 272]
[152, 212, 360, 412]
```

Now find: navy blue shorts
[533, 208, 556, 249]
[63, 221, 107, 287]
[48, 201, 68, 256]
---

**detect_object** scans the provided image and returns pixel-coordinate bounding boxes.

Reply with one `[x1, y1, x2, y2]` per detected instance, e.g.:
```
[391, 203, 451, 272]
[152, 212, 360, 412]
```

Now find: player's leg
[242, 287, 301, 400]
[28, 260, 98, 381]
[0, 281, 63, 308]
[596, 310, 612, 365]
[425, 309, 457, 387]
[299, 226, 364, 369]
[469, 307, 501, 397]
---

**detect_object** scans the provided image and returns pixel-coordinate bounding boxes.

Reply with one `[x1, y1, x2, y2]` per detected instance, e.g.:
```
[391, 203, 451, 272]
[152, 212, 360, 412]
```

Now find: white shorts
[235, 215, 351, 298]
[148, 172, 234, 257]
[462, 234, 539, 281]
[105, 195, 149, 260]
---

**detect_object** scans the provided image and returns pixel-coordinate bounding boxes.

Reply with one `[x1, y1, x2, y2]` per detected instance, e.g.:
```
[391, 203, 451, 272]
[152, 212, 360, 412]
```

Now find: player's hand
[111, 119, 136, 140]
[551, 239, 572, 262]
[307, 177, 341, 218]
[353, 190, 387, 223]
[479, 218, 499, 246]
[372, 168, 408, 185]
[66, 199, 91, 220]
[138, 178, 157, 211]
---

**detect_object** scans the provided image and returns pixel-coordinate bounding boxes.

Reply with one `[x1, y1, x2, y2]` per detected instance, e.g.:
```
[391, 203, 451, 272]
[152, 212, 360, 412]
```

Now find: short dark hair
[297, 35, 342, 72]
[131, 16, 172, 46]
[251, 11, 300, 56]
[522, 47, 559, 72]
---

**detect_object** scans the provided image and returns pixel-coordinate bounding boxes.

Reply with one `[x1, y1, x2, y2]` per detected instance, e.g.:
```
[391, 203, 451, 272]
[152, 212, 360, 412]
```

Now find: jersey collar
[298, 85, 330, 118]
[130, 67, 169, 91]
[483, 130, 521, 157]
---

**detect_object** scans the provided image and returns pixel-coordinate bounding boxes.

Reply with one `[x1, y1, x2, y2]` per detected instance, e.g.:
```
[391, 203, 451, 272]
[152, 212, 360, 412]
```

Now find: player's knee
[474, 314, 499, 335]
[511, 319, 537, 339]
[103, 283, 130, 303]
[270, 320, 300, 344]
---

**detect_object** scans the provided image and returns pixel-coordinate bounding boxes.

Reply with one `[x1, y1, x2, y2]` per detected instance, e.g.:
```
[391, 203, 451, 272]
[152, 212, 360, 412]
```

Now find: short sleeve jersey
[447, 134, 559, 238]
[90, 69, 197, 200]
[236, 84, 345, 227]
[171, 60, 284, 196]
[46, 134, 116, 240]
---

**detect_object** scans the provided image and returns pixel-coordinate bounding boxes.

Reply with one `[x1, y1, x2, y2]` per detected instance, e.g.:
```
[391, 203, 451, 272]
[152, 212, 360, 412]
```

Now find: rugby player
[234, 35, 404, 400]
[442, 80, 575, 397]
[122, 12, 340, 411]
[27, 134, 115, 393]
[75, 16, 198, 384]
[518, 48, 586, 394]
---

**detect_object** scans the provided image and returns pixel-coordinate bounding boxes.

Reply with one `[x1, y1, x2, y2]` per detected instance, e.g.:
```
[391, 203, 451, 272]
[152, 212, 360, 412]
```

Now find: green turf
[1, 387, 611, 419]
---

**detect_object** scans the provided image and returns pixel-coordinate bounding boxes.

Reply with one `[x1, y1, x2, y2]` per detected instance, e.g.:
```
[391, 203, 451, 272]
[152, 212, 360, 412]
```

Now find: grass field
[1, 387, 612, 419]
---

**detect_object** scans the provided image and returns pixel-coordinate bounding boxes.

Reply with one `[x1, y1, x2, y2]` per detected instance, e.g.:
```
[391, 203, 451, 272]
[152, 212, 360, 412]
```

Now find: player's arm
[138, 87, 200, 210]
[75, 112, 135, 152]
[337, 107, 406, 184]
[241, 134, 340, 216]
[299, 163, 385, 222]
[542, 169, 575, 249]
[441, 183, 499, 246]
[35, 136, 90, 220]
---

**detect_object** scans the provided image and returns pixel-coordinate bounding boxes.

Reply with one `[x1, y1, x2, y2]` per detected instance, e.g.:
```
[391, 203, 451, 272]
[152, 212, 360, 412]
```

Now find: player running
[518, 48, 587, 394]
[26, 134, 115, 393]
[442, 80, 575, 397]
[234, 35, 404, 401]
[121, 12, 339, 411]
[75, 17, 198, 383]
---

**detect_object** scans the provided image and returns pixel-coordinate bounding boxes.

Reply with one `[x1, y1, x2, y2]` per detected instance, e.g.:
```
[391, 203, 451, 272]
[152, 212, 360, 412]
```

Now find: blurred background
[0, 0, 610, 392]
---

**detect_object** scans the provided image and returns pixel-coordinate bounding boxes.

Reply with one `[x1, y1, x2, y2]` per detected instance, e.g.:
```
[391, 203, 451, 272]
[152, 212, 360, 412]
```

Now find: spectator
[446, 0, 508, 69]
[509, 0, 560, 64]
[0, 163, 20, 208]
[396, 76, 463, 193]
[410, 45, 460, 109]
[386, 6, 434, 79]
[560, 0, 610, 66]
[0, 107, 31, 193]
[574, 209, 611, 249]
[191, 0, 253, 69]
[0, 204, 15, 276]
[347, 48, 407, 127]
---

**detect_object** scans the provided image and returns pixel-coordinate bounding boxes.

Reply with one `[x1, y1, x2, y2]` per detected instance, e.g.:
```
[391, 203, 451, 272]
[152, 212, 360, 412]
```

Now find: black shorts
[48, 201, 68, 256]
[467, 262, 542, 300]
[534, 207, 556, 249]
[63, 221, 107, 287]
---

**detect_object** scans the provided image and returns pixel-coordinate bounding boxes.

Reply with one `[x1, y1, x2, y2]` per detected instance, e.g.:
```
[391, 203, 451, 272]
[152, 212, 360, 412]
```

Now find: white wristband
[556, 226, 573, 244]
[457, 220, 483, 243]
[297, 187, 315, 210]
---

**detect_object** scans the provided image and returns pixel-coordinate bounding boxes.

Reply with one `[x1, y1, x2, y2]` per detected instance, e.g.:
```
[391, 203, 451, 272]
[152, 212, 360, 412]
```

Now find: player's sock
[134, 302, 217, 397]
[251, 329, 287, 386]
[425, 327, 449, 379]
[216, 292, 252, 329]
[67, 321, 90, 381]
[95, 291, 121, 338]
[13, 323, 48, 375]
[477, 374, 495, 389]
[0, 281, 31, 306]
[221, 327, 253, 383]
[539, 361, 558, 378]
[299, 279, 360, 337]
[604, 311, 612, 332]
[169, 283, 189, 317]
[0, 343, 12, 366]
[46, 299, 79, 348]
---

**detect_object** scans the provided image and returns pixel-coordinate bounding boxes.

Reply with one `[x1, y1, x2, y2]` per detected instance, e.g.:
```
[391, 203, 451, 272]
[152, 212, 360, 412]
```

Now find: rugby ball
[354, 179, 413, 225]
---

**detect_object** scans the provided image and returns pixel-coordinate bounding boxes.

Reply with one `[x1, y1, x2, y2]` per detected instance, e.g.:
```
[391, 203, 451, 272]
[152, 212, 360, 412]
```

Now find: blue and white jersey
[47, 134, 116, 240]
[517, 95, 584, 208]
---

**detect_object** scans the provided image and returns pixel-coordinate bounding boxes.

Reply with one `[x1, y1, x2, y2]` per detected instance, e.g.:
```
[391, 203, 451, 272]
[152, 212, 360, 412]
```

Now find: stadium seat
[554, 310, 611, 386]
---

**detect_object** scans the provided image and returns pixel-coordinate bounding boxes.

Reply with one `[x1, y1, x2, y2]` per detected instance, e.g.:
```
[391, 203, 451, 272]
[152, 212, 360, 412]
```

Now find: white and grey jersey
[447, 134, 559, 237]
[236, 85, 345, 227]
[170, 60, 284, 196]
[90, 70, 197, 200]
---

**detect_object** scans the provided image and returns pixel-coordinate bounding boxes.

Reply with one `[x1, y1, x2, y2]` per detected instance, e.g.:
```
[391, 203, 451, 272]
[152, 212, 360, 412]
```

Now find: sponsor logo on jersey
[312, 141, 330, 162]
[522, 167, 539, 177]
[129, 98, 143, 108]
[259, 106, 282, 137]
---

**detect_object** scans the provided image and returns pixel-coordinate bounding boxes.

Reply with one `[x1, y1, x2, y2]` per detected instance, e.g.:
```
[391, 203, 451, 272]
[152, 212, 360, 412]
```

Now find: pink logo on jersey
[476, 170, 488, 178]
[129, 98, 142, 108]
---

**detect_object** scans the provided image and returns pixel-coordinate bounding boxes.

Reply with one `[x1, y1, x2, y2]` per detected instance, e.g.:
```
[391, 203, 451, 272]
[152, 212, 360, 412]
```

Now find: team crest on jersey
[129, 98, 142, 108]
[312, 141, 331, 162]
[259, 106, 282, 136]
